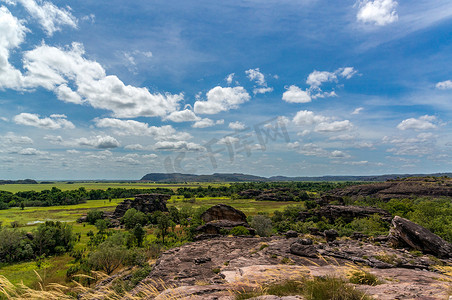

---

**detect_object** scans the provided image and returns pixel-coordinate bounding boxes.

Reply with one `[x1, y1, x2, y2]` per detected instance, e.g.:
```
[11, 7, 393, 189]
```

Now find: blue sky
[1, 0, 452, 179]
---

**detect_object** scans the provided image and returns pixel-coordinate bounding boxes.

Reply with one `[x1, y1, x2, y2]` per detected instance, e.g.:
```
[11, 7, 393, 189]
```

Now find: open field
[170, 196, 294, 215]
[0, 182, 229, 193]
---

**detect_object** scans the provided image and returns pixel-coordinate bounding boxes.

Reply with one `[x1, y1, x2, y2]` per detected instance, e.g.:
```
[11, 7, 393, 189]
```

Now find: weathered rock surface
[112, 194, 170, 219]
[324, 229, 339, 243]
[289, 243, 317, 257]
[389, 216, 452, 258]
[330, 176, 452, 200]
[285, 230, 298, 238]
[196, 220, 256, 235]
[197, 204, 255, 235]
[201, 204, 247, 223]
[128, 236, 452, 299]
[298, 205, 393, 223]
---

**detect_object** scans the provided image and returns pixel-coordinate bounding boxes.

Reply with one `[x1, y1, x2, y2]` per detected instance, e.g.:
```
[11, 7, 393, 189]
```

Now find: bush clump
[230, 226, 250, 236]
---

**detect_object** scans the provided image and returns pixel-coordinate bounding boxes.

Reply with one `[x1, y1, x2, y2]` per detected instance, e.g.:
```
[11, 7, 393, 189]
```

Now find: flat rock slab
[129, 236, 452, 300]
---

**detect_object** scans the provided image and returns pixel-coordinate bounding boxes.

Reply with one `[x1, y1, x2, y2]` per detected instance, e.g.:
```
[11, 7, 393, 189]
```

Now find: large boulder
[201, 204, 247, 223]
[324, 229, 339, 243]
[290, 242, 317, 257]
[389, 216, 452, 258]
[197, 204, 255, 236]
[113, 194, 170, 219]
[298, 205, 392, 223]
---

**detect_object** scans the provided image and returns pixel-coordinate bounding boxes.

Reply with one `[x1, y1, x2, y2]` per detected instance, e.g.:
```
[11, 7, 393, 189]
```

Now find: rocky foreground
[91, 233, 452, 300]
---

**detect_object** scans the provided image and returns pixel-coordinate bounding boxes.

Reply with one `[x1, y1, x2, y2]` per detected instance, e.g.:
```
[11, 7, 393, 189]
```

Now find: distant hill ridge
[140, 172, 452, 182]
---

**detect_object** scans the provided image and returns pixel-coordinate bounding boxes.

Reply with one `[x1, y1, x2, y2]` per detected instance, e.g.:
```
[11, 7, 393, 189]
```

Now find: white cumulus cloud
[306, 70, 337, 88]
[245, 68, 273, 94]
[397, 115, 437, 131]
[436, 80, 452, 90]
[154, 141, 205, 152]
[229, 121, 246, 130]
[14, 112, 75, 129]
[357, 0, 398, 26]
[1, 132, 33, 144]
[18, 147, 46, 155]
[194, 86, 250, 114]
[0, 6, 28, 90]
[94, 118, 191, 141]
[292, 110, 328, 125]
[282, 85, 311, 103]
[192, 118, 216, 128]
[25, 43, 184, 118]
[315, 120, 353, 132]
[225, 73, 235, 85]
[10, 0, 77, 36]
[165, 109, 200, 122]
[74, 135, 120, 149]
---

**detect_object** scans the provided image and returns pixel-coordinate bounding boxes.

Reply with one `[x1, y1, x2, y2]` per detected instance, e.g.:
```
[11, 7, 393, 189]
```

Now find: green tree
[156, 213, 173, 244]
[133, 224, 146, 247]
[86, 210, 104, 225]
[0, 228, 34, 262]
[122, 208, 147, 229]
[88, 240, 128, 274]
[33, 221, 75, 256]
[168, 206, 180, 224]
[95, 219, 110, 233]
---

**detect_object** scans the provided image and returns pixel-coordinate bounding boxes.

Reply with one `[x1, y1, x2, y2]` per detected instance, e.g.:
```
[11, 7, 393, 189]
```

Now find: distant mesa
[140, 172, 452, 183]
[140, 173, 266, 182]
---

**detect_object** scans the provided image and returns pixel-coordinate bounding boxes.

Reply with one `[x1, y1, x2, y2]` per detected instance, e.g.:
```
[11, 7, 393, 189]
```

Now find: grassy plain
[0, 184, 294, 287]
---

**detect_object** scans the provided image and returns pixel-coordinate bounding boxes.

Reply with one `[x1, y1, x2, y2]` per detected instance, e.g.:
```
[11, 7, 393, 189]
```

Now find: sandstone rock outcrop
[389, 216, 452, 258]
[298, 205, 392, 223]
[201, 204, 247, 223]
[290, 242, 317, 257]
[324, 229, 338, 243]
[330, 177, 452, 200]
[112, 193, 170, 219]
[197, 204, 255, 235]
[125, 236, 452, 300]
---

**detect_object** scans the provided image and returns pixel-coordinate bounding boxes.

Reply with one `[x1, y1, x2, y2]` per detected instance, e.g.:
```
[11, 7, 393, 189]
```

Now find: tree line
[0, 187, 175, 209]
[0, 182, 360, 209]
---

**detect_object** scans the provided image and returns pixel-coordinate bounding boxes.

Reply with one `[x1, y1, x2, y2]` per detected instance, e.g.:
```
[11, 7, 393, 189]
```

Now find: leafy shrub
[95, 219, 110, 233]
[33, 221, 75, 256]
[86, 210, 104, 225]
[347, 214, 388, 236]
[230, 226, 250, 236]
[250, 215, 273, 237]
[122, 208, 147, 230]
[0, 228, 34, 263]
[88, 238, 128, 274]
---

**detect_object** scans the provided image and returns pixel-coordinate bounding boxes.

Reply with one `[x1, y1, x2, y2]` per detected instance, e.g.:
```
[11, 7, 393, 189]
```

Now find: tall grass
[0, 271, 185, 300]
[233, 276, 373, 300]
